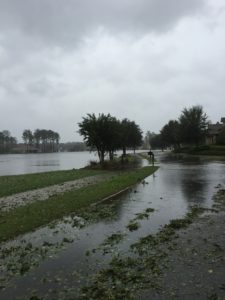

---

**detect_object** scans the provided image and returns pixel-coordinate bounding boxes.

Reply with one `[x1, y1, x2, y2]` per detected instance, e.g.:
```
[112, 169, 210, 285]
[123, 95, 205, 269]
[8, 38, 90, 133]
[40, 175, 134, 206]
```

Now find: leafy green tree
[78, 113, 120, 163]
[127, 121, 142, 153]
[179, 105, 208, 146]
[105, 118, 121, 160]
[150, 134, 165, 150]
[160, 120, 181, 149]
[78, 114, 143, 163]
[120, 119, 142, 154]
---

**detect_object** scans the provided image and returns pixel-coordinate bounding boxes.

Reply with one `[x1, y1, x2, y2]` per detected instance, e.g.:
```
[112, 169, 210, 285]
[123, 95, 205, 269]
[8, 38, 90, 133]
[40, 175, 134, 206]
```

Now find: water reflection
[158, 153, 225, 207]
[33, 160, 60, 166]
[180, 167, 207, 205]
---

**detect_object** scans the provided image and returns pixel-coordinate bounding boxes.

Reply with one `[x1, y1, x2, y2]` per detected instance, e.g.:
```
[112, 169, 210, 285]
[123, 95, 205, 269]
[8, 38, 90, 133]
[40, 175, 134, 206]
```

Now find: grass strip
[0, 166, 158, 242]
[0, 169, 105, 197]
[174, 145, 225, 157]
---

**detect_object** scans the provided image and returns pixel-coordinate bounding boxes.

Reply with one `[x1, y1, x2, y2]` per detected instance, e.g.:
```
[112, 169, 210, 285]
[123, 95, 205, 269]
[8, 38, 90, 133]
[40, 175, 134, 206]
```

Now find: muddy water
[1, 153, 225, 299]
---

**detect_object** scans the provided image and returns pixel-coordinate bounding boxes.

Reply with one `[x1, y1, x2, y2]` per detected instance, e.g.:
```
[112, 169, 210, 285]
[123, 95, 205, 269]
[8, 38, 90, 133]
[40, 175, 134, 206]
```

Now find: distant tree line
[0, 130, 17, 154]
[145, 105, 209, 150]
[78, 113, 143, 163]
[22, 129, 60, 153]
[60, 142, 88, 152]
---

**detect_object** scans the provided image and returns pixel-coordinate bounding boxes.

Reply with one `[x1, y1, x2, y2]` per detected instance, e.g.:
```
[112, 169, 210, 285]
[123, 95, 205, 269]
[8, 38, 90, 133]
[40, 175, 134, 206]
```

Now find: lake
[0, 152, 99, 176]
[0, 150, 145, 176]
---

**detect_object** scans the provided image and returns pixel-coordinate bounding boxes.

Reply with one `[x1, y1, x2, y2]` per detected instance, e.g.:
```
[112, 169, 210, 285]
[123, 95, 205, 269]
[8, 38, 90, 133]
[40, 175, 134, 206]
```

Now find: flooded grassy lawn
[0, 201, 120, 292]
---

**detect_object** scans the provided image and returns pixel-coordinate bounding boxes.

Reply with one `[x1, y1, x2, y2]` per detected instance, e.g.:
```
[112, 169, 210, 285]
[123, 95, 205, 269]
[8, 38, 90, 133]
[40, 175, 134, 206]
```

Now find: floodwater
[0, 152, 225, 299]
[0, 152, 98, 176]
[0, 150, 142, 176]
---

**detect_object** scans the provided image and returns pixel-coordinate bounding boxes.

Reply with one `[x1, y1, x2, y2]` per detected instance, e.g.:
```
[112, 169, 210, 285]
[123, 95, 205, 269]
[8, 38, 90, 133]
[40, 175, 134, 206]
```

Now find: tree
[179, 105, 208, 146]
[33, 129, 60, 153]
[78, 114, 143, 163]
[48, 130, 55, 152]
[105, 117, 121, 160]
[0, 130, 17, 153]
[160, 120, 181, 150]
[22, 129, 33, 152]
[34, 129, 41, 150]
[78, 113, 120, 163]
[150, 134, 165, 150]
[54, 132, 60, 152]
[40, 129, 48, 152]
[128, 121, 143, 153]
[120, 119, 130, 156]
[119, 119, 142, 155]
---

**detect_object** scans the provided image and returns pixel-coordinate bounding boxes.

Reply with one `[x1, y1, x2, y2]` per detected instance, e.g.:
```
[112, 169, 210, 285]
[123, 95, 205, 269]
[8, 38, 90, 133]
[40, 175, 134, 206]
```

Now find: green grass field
[0, 166, 158, 242]
[0, 169, 105, 197]
[174, 145, 225, 157]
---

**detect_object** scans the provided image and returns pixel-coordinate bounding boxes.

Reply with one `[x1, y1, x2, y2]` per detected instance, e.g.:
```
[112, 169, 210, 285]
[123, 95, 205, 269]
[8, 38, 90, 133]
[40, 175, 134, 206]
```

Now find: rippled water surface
[0, 152, 98, 176]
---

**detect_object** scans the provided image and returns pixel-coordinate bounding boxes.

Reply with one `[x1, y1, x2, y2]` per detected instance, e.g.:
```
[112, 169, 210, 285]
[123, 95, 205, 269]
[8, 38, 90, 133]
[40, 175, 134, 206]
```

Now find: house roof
[221, 117, 225, 123]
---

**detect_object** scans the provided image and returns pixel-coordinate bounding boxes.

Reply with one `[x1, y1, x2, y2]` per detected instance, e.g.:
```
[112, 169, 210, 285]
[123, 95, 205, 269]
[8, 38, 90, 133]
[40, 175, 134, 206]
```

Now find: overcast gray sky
[0, 0, 225, 142]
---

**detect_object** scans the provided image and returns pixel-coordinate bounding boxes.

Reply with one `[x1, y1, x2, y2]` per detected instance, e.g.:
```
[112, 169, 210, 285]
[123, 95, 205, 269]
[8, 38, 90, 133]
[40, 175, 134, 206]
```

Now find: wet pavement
[0, 152, 225, 299]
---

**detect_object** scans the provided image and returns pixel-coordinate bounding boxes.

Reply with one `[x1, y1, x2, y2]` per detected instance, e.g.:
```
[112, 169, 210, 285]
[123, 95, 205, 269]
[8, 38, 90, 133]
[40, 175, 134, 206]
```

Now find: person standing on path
[148, 150, 154, 166]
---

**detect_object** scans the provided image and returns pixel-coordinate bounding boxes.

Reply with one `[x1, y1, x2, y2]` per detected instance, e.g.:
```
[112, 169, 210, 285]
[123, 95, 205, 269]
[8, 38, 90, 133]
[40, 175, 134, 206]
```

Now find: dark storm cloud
[0, 0, 205, 45]
[1, 0, 225, 142]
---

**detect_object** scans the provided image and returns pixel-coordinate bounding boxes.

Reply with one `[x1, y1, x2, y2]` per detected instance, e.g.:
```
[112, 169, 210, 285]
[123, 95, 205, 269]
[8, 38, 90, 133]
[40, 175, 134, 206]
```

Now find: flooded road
[1, 152, 225, 299]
